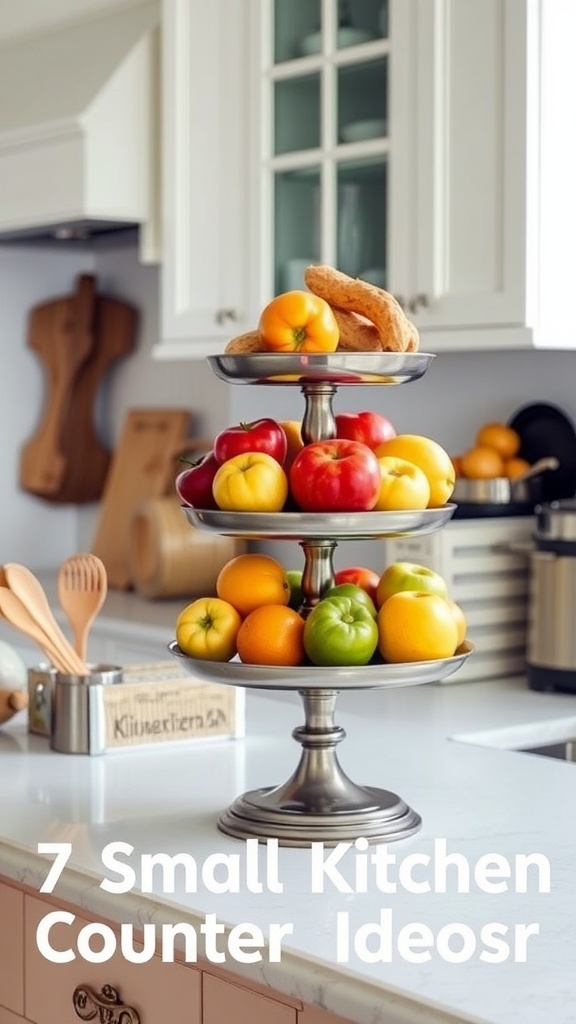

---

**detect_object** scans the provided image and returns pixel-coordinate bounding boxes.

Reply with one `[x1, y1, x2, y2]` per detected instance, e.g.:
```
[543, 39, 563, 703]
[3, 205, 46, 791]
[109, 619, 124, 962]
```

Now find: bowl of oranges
[452, 422, 559, 507]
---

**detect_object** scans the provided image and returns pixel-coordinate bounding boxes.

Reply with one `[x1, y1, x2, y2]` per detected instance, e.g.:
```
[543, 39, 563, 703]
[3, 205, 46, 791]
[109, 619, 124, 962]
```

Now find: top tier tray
[208, 351, 434, 386]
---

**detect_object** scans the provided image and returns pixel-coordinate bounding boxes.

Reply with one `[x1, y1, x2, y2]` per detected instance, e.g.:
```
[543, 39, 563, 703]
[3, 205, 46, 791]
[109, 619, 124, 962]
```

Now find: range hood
[0, 2, 159, 255]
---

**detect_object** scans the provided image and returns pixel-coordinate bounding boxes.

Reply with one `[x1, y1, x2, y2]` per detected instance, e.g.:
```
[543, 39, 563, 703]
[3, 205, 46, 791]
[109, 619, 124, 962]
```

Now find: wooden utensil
[2, 564, 88, 675]
[57, 554, 108, 663]
[0, 586, 77, 674]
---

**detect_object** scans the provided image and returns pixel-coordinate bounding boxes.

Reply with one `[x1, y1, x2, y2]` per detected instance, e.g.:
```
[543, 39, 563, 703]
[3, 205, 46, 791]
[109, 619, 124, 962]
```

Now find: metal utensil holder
[50, 665, 123, 754]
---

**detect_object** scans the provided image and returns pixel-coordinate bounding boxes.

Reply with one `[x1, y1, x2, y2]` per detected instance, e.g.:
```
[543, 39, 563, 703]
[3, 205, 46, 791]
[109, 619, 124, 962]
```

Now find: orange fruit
[216, 553, 290, 617]
[476, 422, 520, 459]
[377, 591, 459, 663]
[236, 604, 306, 666]
[446, 599, 467, 647]
[460, 445, 505, 479]
[374, 434, 455, 508]
[503, 456, 531, 480]
[451, 454, 464, 478]
[279, 420, 305, 470]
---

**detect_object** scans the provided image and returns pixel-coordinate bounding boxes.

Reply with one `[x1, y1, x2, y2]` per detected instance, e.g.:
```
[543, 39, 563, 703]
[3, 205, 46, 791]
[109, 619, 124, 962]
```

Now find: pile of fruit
[176, 412, 456, 514]
[224, 268, 419, 354]
[452, 421, 528, 480]
[175, 554, 466, 668]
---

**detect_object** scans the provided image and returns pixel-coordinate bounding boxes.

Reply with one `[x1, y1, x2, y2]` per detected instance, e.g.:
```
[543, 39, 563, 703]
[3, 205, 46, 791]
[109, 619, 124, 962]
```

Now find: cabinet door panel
[24, 896, 200, 1024]
[161, 0, 252, 354]
[389, 0, 529, 343]
[203, 973, 296, 1024]
[299, 1007, 353, 1024]
[0, 880, 24, 1016]
[417, 0, 526, 329]
[0, 1009, 29, 1024]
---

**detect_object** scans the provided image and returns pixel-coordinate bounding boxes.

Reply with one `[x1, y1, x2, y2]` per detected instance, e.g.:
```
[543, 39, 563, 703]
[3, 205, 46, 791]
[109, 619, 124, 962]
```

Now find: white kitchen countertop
[0, 669, 575, 1024]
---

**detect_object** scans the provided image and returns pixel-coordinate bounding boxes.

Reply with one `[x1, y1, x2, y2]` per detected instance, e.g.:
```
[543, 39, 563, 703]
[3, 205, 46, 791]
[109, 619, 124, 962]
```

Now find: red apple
[175, 452, 220, 508]
[334, 566, 381, 605]
[289, 439, 381, 512]
[335, 410, 396, 451]
[213, 418, 288, 465]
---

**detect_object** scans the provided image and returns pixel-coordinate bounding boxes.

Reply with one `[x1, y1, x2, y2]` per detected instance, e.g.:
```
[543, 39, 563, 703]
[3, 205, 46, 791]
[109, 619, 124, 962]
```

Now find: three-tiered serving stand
[170, 352, 472, 847]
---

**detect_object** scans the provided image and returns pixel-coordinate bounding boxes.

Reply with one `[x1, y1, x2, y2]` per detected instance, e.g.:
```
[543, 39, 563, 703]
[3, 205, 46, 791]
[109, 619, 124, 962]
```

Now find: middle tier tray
[182, 504, 456, 540]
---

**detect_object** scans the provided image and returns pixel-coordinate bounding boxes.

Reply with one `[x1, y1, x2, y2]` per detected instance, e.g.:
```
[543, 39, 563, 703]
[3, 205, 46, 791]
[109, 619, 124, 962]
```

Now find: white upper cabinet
[157, 0, 254, 358]
[158, 0, 576, 357]
[388, 0, 529, 347]
[391, 0, 576, 351]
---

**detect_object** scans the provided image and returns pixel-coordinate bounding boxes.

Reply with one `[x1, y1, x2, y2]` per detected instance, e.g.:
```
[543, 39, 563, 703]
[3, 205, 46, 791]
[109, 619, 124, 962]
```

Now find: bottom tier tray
[169, 641, 473, 847]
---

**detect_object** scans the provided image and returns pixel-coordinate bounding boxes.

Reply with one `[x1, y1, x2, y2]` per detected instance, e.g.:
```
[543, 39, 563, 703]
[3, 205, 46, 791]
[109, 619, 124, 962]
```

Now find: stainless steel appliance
[528, 499, 576, 694]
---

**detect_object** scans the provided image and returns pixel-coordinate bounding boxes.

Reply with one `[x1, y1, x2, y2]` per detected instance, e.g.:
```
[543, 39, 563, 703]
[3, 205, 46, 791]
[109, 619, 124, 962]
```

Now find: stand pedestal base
[218, 786, 421, 847]
[218, 689, 421, 847]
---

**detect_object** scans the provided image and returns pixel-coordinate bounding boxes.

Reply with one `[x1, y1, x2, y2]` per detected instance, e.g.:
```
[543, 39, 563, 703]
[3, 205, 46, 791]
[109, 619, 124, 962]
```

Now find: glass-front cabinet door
[257, 0, 389, 299]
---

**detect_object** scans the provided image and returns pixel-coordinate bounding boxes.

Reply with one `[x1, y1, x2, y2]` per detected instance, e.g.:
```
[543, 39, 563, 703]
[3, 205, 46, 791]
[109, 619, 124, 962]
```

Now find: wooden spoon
[57, 553, 108, 663]
[0, 586, 77, 673]
[3, 563, 88, 675]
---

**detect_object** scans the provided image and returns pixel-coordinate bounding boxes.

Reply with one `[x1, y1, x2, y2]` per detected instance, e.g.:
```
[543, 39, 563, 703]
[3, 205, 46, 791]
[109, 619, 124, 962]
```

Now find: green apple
[322, 582, 377, 618]
[376, 561, 448, 608]
[286, 569, 304, 611]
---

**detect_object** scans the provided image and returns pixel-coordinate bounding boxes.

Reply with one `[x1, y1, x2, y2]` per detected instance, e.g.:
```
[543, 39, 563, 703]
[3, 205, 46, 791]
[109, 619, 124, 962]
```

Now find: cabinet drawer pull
[73, 983, 140, 1023]
[407, 293, 429, 314]
[215, 308, 238, 324]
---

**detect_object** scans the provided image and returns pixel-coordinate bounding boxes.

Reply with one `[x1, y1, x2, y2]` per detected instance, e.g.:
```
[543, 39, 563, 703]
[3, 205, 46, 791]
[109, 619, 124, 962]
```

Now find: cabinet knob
[73, 983, 140, 1023]
[215, 308, 238, 325]
[407, 293, 429, 314]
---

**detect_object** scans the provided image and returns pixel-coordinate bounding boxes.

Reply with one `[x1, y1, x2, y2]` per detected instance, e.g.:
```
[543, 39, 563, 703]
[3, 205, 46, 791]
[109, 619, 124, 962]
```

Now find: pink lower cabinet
[23, 895, 201, 1024]
[203, 973, 297, 1024]
[0, 881, 24, 1017]
[298, 1008, 354, 1024]
[0, 1010, 29, 1024]
[202, 975, 353, 1024]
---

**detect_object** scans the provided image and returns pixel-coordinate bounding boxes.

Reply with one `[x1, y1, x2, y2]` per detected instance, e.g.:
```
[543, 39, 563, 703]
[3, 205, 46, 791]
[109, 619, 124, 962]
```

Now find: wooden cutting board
[54, 292, 138, 503]
[19, 275, 137, 503]
[19, 275, 96, 498]
[91, 408, 192, 589]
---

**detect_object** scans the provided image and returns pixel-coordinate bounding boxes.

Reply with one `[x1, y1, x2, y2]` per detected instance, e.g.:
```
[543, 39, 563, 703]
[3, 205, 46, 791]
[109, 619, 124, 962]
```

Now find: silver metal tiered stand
[171, 353, 473, 847]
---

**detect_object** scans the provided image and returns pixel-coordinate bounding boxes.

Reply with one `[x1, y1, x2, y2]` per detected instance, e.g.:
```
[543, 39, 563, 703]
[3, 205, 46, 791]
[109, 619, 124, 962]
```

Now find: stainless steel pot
[527, 499, 576, 694]
[453, 457, 559, 505]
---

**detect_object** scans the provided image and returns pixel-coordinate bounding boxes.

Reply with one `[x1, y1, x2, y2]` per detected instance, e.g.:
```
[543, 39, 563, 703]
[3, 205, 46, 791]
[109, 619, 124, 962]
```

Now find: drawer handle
[73, 984, 140, 1024]
[215, 307, 238, 324]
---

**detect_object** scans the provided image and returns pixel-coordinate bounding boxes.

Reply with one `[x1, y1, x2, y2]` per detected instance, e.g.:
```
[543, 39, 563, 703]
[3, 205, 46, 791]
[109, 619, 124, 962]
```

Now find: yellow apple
[374, 434, 455, 508]
[376, 561, 448, 608]
[374, 456, 431, 511]
[279, 420, 305, 470]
